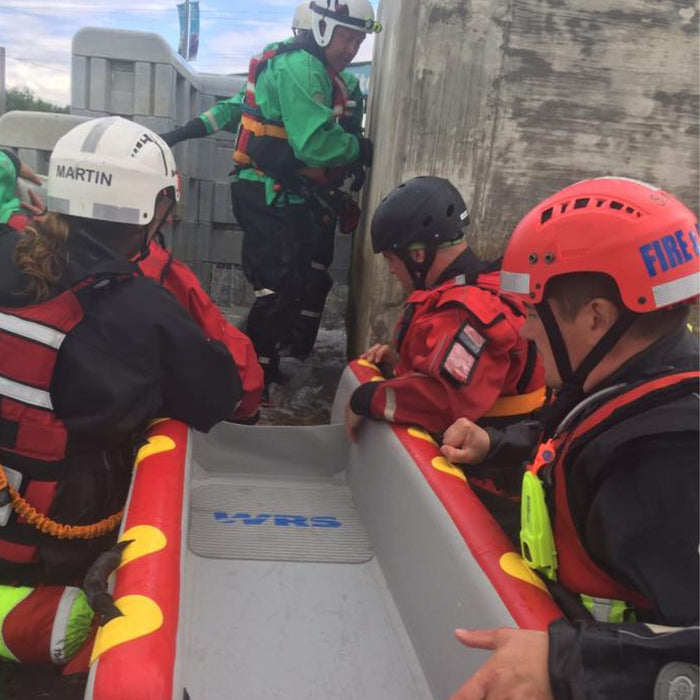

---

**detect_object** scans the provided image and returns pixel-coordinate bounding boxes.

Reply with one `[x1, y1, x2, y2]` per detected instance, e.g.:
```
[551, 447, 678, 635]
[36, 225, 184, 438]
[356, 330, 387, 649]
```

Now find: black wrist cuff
[350, 381, 380, 417]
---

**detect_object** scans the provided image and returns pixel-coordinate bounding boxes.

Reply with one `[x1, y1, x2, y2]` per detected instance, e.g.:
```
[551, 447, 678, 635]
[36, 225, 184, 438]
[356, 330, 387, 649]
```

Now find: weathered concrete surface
[351, 0, 699, 354]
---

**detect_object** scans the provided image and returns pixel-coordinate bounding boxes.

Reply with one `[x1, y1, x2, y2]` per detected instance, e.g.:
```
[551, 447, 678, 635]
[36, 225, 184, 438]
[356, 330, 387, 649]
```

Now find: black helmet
[371, 176, 469, 254]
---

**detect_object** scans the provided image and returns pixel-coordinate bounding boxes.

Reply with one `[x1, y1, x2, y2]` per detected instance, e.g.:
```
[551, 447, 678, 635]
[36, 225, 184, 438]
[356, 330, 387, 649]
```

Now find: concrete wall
[351, 0, 699, 354]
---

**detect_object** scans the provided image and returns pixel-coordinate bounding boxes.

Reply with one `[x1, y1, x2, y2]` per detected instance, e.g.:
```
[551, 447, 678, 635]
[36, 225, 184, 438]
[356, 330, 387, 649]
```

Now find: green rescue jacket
[234, 46, 363, 205]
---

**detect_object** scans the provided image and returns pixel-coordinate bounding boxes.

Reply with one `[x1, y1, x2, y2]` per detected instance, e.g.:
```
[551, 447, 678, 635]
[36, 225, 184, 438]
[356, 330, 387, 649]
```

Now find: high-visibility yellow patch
[430, 456, 467, 482]
[0, 585, 33, 661]
[357, 359, 379, 370]
[408, 427, 437, 445]
[134, 435, 176, 468]
[370, 376, 384, 382]
[90, 595, 163, 664]
[118, 526, 167, 569]
[499, 552, 549, 593]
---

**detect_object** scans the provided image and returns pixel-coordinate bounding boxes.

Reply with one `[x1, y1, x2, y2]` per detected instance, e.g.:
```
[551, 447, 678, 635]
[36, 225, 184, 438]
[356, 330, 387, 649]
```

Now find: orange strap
[0, 462, 122, 540]
[482, 386, 547, 418]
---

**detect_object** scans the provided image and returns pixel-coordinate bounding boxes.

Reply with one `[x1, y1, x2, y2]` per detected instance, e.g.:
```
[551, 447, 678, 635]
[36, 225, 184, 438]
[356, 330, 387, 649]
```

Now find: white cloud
[0, 0, 376, 106]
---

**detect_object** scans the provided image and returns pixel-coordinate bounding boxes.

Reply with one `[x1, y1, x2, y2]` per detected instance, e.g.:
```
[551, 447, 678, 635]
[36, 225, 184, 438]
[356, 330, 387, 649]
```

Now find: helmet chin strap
[397, 243, 438, 290]
[536, 299, 637, 420]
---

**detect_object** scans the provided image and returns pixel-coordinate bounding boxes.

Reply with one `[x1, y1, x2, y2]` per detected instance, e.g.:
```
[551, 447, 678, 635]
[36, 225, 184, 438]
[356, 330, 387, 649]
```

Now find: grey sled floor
[180, 423, 432, 700]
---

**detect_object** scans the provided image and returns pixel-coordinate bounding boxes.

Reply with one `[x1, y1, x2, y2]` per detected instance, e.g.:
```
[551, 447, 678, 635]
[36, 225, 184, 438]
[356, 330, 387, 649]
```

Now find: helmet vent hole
[625, 206, 635, 214]
[540, 208, 553, 224]
[574, 198, 590, 209]
[596, 199, 606, 207]
[560, 202, 569, 214]
[422, 215, 433, 227]
[609, 200, 624, 211]
[446, 204, 455, 217]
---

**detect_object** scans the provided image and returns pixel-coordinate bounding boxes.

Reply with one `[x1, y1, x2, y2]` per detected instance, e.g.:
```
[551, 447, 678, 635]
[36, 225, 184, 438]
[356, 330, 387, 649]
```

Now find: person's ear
[587, 298, 620, 341]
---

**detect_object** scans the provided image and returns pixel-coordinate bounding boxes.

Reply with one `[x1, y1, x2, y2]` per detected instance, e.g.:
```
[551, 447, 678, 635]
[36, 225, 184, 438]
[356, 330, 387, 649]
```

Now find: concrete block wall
[0, 27, 353, 324]
[68, 27, 353, 319]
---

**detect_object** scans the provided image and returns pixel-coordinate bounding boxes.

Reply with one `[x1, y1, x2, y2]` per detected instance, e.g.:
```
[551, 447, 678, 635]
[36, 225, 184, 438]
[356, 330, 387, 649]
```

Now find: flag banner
[189, 1, 200, 61]
[177, 2, 188, 58]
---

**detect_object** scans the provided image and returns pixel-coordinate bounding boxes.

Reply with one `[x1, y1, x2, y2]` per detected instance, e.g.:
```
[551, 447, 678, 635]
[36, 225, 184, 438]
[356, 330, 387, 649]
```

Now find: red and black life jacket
[0, 271, 135, 564]
[531, 370, 699, 612]
[233, 39, 355, 188]
[393, 271, 545, 422]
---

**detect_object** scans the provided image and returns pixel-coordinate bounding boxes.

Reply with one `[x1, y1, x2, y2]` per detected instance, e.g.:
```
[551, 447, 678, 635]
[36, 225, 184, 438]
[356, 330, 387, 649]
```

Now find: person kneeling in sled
[0, 117, 242, 669]
[441, 177, 699, 700]
[344, 176, 546, 538]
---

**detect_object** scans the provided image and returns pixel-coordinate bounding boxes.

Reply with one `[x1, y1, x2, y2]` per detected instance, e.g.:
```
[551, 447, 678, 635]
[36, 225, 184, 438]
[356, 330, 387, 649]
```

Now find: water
[1, 329, 347, 700]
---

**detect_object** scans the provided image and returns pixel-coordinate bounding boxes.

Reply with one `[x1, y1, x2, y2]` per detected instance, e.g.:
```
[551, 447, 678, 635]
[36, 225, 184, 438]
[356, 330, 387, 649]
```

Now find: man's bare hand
[449, 627, 553, 700]
[21, 188, 46, 216]
[361, 343, 396, 366]
[18, 162, 42, 186]
[441, 417, 491, 464]
[344, 402, 364, 443]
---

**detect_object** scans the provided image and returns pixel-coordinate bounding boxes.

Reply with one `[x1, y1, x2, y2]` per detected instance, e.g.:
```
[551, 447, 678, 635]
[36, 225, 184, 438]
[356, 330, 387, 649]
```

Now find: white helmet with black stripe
[47, 116, 179, 226]
[310, 0, 381, 48]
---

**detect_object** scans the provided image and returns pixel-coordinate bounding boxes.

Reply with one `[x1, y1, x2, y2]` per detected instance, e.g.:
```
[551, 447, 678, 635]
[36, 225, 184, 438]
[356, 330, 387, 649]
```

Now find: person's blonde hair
[14, 213, 69, 302]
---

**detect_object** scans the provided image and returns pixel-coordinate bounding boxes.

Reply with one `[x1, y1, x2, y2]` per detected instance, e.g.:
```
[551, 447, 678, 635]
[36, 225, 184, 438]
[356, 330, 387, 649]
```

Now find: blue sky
[0, 0, 377, 107]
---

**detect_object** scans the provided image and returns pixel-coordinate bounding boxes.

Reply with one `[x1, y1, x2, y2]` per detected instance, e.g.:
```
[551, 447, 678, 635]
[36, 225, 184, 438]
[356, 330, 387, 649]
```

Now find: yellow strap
[482, 386, 546, 418]
[240, 113, 287, 139]
[0, 462, 122, 540]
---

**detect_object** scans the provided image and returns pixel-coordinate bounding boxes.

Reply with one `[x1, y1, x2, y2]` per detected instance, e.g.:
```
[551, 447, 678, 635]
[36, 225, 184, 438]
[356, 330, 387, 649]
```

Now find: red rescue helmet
[500, 177, 699, 312]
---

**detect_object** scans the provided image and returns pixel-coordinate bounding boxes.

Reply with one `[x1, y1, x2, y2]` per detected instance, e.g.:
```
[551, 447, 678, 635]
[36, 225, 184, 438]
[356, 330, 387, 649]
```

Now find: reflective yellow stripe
[482, 386, 546, 418]
[240, 113, 287, 139]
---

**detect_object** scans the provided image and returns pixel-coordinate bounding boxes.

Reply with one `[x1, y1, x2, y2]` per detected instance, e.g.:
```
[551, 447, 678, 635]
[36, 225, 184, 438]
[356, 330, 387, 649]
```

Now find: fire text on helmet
[639, 225, 700, 278]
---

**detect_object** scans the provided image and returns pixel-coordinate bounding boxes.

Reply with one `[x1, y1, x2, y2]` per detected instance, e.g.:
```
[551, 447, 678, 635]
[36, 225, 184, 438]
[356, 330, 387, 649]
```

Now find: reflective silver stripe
[311, 261, 327, 271]
[47, 196, 70, 215]
[93, 203, 141, 224]
[50, 586, 81, 665]
[500, 270, 531, 294]
[203, 110, 221, 133]
[0, 311, 66, 348]
[0, 375, 53, 409]
[585, 596, 615, 622]
[652, 271, 700, 308]
[254, 288, 276, 298]
[300, 310, 321, 318]
[258, 356, 271, 366]
[383, 387, 396, 422]
[81, 116, 119, 153]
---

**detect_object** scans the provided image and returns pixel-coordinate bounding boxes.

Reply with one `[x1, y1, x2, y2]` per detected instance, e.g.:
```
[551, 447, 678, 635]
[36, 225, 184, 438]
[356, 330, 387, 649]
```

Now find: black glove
[358, 137, 373, 168]
[345, 162, 366, 192]
[159, 118, 208, 147]
[337, 194, 361, 234]
[159, 130, 178, 147]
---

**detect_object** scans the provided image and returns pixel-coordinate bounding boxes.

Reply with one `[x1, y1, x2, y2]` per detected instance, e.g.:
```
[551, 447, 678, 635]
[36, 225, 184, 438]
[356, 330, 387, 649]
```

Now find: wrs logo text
[213, 512, 341, 528]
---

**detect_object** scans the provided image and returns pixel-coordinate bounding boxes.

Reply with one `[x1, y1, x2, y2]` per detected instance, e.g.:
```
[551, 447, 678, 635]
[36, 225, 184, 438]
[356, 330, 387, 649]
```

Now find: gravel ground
[1, 329, 347, 700]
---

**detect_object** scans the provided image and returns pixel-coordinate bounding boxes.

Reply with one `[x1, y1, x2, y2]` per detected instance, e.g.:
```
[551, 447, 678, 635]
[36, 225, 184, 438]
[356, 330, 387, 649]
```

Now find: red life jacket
[138, 242, 264, 421]
[233, 40, 354, 188]
[6, 213, 29, 232]
[0, 273, 134, 564]
[394, 271, 545, 419]
[533, 370, 700, 611]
